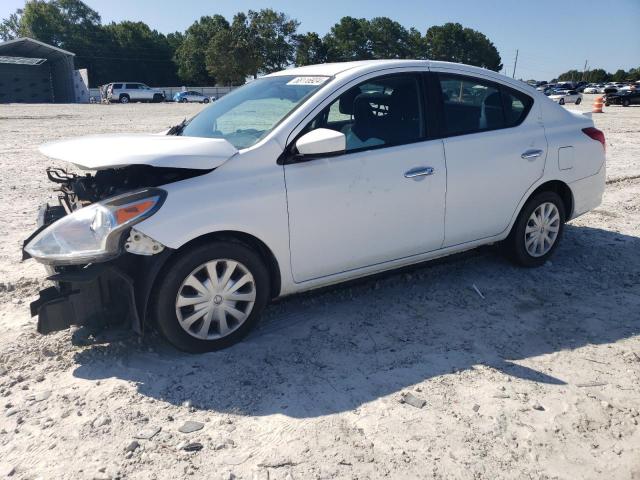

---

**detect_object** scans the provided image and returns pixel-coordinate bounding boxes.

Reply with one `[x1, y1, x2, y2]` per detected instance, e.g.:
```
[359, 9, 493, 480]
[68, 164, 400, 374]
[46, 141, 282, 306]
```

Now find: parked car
[108, 82, 165, 103]
[548, 89, 583, 105]
[605, 90, 640, 106]
[24, 60, 606, 353]
[173, 91, 211, 103]
[583, 86, 599, 94]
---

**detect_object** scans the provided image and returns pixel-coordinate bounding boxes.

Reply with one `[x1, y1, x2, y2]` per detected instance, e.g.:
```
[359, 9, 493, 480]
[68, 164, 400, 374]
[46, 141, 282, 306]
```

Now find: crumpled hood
[39, 133, 238, 170]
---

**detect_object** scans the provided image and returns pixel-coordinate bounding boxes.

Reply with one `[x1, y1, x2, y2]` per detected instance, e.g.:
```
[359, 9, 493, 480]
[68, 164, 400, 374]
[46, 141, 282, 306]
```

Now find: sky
[2, 0, 639, 80]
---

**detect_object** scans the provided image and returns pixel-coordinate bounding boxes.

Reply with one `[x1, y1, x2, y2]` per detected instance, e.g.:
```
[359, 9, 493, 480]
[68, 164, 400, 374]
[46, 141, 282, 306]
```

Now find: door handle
[404, 167, 434, 178]
[521, 149, 544, 160]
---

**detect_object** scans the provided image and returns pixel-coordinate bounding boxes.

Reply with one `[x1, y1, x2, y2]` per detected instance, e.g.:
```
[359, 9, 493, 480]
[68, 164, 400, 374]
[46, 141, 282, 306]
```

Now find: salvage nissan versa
[23, 60, 606, 353]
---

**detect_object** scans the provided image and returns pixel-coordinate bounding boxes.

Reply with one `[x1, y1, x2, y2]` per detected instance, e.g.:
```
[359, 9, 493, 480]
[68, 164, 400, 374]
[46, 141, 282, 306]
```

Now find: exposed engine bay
[45, 164, 207, 213]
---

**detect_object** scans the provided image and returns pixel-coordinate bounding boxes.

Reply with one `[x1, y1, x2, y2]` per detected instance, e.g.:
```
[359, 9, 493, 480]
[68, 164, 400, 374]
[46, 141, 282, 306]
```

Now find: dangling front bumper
[24, 204, 173, 335]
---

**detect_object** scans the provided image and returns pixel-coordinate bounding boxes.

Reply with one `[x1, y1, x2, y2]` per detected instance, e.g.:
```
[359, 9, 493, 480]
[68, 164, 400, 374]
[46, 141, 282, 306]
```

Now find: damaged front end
[23, 164, 204, 336]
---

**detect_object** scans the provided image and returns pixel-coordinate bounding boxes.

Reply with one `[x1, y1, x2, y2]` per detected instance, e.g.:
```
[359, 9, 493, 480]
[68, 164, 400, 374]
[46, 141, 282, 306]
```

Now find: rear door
[432, 70, 547, 247]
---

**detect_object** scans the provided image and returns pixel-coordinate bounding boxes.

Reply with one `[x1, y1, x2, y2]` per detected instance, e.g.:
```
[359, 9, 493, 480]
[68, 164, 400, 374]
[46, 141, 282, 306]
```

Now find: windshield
[178, 75, 330, 149]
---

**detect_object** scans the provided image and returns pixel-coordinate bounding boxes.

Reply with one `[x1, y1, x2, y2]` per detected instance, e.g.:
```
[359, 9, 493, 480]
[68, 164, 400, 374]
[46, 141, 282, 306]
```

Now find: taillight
[582, 127, 606, 151]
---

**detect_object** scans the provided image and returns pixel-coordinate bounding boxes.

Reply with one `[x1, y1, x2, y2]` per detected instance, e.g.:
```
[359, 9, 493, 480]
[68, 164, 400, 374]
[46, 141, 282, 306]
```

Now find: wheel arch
[510, 180, 574, 237]
[170, 230, 282, 300]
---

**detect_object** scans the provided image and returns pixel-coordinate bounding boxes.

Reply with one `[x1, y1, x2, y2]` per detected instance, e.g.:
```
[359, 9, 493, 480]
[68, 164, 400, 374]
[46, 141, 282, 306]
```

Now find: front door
[284, 73, 446, 283]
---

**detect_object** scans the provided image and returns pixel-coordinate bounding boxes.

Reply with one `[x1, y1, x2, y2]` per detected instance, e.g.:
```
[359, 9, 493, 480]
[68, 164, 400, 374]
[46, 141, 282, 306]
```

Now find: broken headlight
[25, 189, 166, 265]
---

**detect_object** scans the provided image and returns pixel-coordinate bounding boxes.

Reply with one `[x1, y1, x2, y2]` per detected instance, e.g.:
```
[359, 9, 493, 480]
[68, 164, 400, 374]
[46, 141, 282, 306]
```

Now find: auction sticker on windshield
[286, 76, 329, 86]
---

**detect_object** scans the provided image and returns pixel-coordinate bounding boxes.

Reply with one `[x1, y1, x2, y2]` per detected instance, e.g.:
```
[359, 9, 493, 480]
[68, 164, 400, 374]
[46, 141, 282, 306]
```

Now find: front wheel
[622, 99, 630, 107]
[575, 97, 582, 105]
[559, 98, 565, 105]
[505, 191, 566, 267]
[152, 241, 270, 353]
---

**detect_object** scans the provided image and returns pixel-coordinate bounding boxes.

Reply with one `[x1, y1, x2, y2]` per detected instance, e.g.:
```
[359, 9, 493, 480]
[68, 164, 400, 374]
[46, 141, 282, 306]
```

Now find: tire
[575, 97, 582, 105]
[119, 94, 129, 104]
[180, 98, 188, 103]
[152, 241, 270, 353]
[559, 98, 565, 105]
[622, 99, 630, 107]
[505, 191, 566, 268]
[605, 101, 611, 107]
[203, 98, 210, 104]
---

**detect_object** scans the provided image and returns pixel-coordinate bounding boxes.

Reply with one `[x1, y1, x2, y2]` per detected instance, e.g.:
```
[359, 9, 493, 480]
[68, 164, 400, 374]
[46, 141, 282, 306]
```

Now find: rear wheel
[180, 98, 188, 103]
[622, 98, 631, 107]
[152, 241, 270, 353]
[203, 98, 210, 104]
[506, 191, 566, 267]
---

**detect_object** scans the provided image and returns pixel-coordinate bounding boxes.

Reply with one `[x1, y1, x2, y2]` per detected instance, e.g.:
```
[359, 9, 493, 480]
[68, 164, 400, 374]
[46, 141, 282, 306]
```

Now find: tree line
[3, 0, 503, 87]
[554, 68, 640, 84]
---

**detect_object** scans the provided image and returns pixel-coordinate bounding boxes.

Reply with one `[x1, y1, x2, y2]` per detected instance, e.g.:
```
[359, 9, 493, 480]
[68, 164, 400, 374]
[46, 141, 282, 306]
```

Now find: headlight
[25, 188, 166, 265]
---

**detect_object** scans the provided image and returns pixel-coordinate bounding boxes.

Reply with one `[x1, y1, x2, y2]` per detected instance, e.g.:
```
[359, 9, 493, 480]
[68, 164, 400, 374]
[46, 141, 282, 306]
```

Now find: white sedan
[25, 60, 606, 352]
[583, 86, 599, 94]
[549, 90, 583, 105]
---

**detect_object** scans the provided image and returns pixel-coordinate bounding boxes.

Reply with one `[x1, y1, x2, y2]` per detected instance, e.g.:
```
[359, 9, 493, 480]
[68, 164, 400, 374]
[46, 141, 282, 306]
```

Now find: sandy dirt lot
[0, 97, 639, 480]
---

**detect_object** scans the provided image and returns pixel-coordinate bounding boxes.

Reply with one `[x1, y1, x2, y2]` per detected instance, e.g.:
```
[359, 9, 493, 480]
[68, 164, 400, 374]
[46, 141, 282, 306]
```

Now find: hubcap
[525, 202, 560, 257]
[175, 259, 256, 340]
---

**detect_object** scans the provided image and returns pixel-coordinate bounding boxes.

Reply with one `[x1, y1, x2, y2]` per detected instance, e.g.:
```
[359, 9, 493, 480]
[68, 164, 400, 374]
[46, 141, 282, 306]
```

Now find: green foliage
[0, 11, 22, 40]
[323, 16, 427, 61]
[176, 15, 229, 85]
[423, 23, 502, 71]
[557, 69, 582, 81]
[293, 32, 328, 66]
[1, 3, 506, 86]
[247, 9, 299, 73]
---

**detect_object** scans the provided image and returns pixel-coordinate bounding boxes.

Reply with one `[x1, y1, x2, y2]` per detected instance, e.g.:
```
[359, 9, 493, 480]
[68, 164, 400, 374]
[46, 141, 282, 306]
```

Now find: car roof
[266, 59, 530, 91]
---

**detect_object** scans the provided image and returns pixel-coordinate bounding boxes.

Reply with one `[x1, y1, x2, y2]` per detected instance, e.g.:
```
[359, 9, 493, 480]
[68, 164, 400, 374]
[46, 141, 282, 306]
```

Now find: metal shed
[0, 37, 75, 103]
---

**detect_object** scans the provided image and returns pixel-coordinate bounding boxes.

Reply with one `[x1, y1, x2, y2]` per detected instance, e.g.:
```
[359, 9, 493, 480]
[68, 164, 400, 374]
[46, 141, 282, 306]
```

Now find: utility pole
[512, 49, 519, 79]
[582, 60, 588, 81]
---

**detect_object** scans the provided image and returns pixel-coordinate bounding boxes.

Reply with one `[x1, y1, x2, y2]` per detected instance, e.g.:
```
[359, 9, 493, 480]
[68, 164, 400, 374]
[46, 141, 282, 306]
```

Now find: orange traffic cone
[592, 96, 604, 113]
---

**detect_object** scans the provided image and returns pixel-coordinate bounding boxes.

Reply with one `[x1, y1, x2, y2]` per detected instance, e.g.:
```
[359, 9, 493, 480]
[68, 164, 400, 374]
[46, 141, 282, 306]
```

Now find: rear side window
[126, 84, 139, 89]
[502, 88, 533, 127]
[437, 74, 534, 136]
[438, 74, 504, 135]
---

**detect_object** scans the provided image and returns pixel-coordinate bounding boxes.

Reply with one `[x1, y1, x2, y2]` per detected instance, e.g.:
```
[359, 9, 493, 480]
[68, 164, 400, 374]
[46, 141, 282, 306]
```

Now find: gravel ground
[0, 97, 639, 480]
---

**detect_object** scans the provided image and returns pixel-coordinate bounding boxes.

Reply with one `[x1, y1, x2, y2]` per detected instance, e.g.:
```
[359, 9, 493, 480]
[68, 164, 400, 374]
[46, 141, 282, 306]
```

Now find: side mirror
[295, 128, 346, 157]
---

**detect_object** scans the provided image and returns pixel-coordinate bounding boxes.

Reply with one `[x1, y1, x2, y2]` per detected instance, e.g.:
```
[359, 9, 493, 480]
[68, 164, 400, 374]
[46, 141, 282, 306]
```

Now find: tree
[557, 69, 582, 82]
[611, 69, 628, 82]
[104, 21, 178, 86]
[585, 68, 610, 83]
[175, 15, 229, 84]
[367, 17, 412, 59]
[0, 11, 23, 40]
[247, 9, 299, 73]
[424, 22, 502, 71]
[324, 17, 372, 61]
[294, 32, 328, 66]
[205, 13, 256, 85]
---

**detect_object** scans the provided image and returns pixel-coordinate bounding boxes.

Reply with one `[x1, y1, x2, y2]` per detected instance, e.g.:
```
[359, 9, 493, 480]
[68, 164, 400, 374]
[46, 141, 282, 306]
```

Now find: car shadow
[72, 224, 640, 418]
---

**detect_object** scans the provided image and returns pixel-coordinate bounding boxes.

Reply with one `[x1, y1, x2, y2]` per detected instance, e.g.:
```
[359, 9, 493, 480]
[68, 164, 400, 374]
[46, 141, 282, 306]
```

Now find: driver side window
[304, 74, 424, 153]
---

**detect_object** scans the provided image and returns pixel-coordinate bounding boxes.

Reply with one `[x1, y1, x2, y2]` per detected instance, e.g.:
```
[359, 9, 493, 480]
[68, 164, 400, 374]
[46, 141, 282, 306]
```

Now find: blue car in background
[173, 90, 211, 103]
